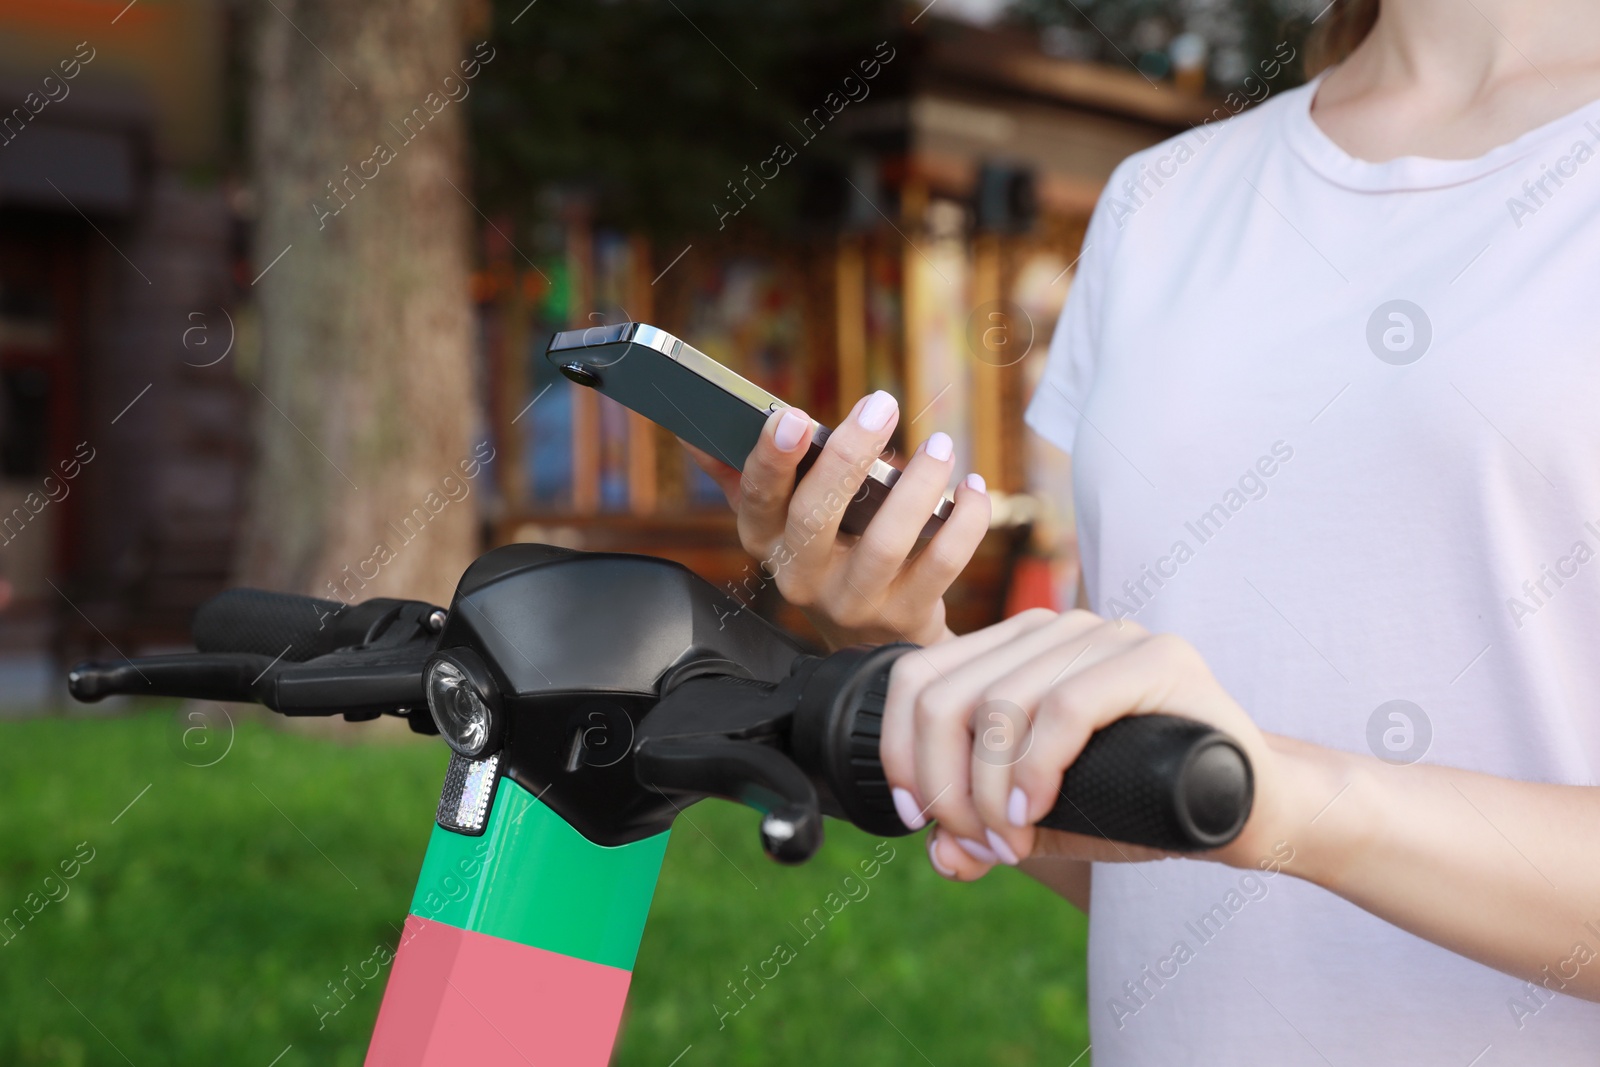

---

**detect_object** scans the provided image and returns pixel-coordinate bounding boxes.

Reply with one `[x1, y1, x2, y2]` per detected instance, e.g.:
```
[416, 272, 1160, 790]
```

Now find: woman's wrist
[802, 607, 956, 651]
[1227, 733, 1382, 892]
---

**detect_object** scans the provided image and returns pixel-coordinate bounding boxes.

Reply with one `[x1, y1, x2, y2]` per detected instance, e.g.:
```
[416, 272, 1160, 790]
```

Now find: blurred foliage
[1005, 0, 1322, 88]
[468, 0, 1335, 243]
[472, 0, 903, 240]
[0, 710, 1090, 1065]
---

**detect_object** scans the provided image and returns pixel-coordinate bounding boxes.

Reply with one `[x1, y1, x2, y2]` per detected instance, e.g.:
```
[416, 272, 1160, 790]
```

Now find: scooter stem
[365, 776, 670, 1066]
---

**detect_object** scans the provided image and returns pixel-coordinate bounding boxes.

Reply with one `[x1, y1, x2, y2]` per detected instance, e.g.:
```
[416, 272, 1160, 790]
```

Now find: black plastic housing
[436, 543, 806, 846]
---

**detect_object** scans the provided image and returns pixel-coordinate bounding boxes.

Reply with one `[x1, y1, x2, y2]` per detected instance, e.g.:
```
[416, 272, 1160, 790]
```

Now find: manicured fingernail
[892, 787, 926, 831]
[964, 472, 986, 494]
[927, 833, 957, 877]
[955, 836, 998, 865]
[924, 432, 953, 462]
[986, 828, 1019, 866]
[774, 409, 809, 452]
[1007, 786, 1028, 828]
[857, 390, 897, 432]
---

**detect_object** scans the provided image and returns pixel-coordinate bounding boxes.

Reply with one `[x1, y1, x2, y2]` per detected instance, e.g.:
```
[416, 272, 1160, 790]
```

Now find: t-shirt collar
[1283, 70, 1600, 192]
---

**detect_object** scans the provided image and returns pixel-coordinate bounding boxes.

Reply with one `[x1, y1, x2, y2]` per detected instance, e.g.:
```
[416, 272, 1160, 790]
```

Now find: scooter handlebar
[192, 588, 349, 661]
[794, 645, 1254, 853]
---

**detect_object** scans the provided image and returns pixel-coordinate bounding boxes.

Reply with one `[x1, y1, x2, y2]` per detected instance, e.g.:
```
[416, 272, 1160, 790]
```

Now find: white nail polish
[857, 391, 897, 432]
[892, 787, 927, 831]
[1007, 786, 1028, 828]
[986, 828, 1020, 866]
[955, 836, 998, 865]
[964, 472, 987, 494]
[924, 432, 953, 462]
[774, 409, 809, 451]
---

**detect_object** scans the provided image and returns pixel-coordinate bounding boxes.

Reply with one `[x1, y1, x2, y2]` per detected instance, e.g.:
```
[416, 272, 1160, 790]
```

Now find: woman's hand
[879, 609, 1296, 881]
[684, 391, 991, 649]
[883, 610, 1600, 1002]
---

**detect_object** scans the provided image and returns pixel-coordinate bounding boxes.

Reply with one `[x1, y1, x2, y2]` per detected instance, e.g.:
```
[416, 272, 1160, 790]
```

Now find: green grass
[0, 709, 1089, 1065]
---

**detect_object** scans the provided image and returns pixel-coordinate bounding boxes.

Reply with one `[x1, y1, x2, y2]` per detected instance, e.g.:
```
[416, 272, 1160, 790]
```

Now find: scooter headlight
[425, 650, 501, 759]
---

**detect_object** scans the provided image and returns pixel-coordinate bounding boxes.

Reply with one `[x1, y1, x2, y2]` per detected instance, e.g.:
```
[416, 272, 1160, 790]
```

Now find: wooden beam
[924, 31, 1225, 128]
[568, 213, 599, 514]
[969, 231, 1003, 489]
[899, 178, 930, 433]
[626, 234, 658, 515]
[835, 234, 867, 422]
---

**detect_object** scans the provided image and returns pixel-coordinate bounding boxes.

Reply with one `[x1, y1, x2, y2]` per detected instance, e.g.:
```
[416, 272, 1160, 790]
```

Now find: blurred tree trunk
[240, 0, 479, 606]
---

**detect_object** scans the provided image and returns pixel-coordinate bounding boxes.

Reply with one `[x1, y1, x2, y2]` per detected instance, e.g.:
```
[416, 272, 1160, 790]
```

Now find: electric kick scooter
[69, 543, 1253, 1065]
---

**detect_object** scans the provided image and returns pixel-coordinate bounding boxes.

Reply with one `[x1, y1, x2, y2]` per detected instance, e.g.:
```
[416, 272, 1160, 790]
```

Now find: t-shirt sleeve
[1023, 164, 1129, 456]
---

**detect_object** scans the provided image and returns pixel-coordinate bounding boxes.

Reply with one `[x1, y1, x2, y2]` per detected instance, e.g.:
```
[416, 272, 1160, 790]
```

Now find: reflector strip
[435, 752, 501, 835]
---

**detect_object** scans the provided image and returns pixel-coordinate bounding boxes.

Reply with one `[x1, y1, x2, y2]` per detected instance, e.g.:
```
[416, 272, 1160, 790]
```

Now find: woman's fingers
[967, 619, 1150, 860]
[846, 431, 961, 600]
[778, 392, 899, 586]
[881, 608, 1058, 830]
[893, 619, 1264, 879]
[728, 407, 815, 556]
[884, 473, 991, 622]
[926, 825, 996, 881]
[687, 393, 987, 655]
[912, 612, 1108, 844]
[1010, 634, 1278, 870]
[1008, 633, 1234, 833]
[903, 612, 1106, 844]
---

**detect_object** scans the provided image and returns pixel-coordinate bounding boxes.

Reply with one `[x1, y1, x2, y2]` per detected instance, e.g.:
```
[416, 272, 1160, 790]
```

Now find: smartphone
[545, 322, 952, 538]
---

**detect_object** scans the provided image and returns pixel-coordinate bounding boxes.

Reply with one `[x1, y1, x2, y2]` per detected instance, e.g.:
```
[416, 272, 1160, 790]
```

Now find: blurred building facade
[0, 6, 1220, 689]
[0, 0, 246, 692]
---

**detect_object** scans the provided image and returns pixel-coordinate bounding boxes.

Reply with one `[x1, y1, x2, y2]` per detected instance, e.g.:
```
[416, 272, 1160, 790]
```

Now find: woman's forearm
[1021, 856, 1091, 913]
[1273, 735, 1600, 999]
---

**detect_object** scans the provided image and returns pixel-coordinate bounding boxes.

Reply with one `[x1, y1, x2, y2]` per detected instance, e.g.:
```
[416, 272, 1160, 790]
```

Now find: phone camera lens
[559, 361, 601, 387]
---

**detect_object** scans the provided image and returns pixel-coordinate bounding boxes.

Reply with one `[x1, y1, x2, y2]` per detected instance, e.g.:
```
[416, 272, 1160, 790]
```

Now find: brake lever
[69, 638, 434, 721]
[635, 734, 822, 863]
[633, 662, 827, 864]
[69, 653, 280, 705]
[271, 643, 432, 718]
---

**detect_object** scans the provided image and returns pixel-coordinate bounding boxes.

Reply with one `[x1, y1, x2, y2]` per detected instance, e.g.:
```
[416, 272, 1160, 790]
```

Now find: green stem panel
[410, 776, 670, 971]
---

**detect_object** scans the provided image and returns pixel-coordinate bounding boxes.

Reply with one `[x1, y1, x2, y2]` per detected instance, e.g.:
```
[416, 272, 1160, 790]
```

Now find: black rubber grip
[1034, 713, 1252, 850]
[798, 648, 1253, 852]
[192, 588, 348, 663]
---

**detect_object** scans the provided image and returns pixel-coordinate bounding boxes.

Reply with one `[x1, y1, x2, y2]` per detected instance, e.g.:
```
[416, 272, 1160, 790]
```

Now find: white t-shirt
[1025, 72, 1600, 1066]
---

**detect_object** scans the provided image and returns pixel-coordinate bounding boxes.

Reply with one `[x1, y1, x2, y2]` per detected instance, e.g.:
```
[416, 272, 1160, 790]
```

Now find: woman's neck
[1314, 0, 1600, 161]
